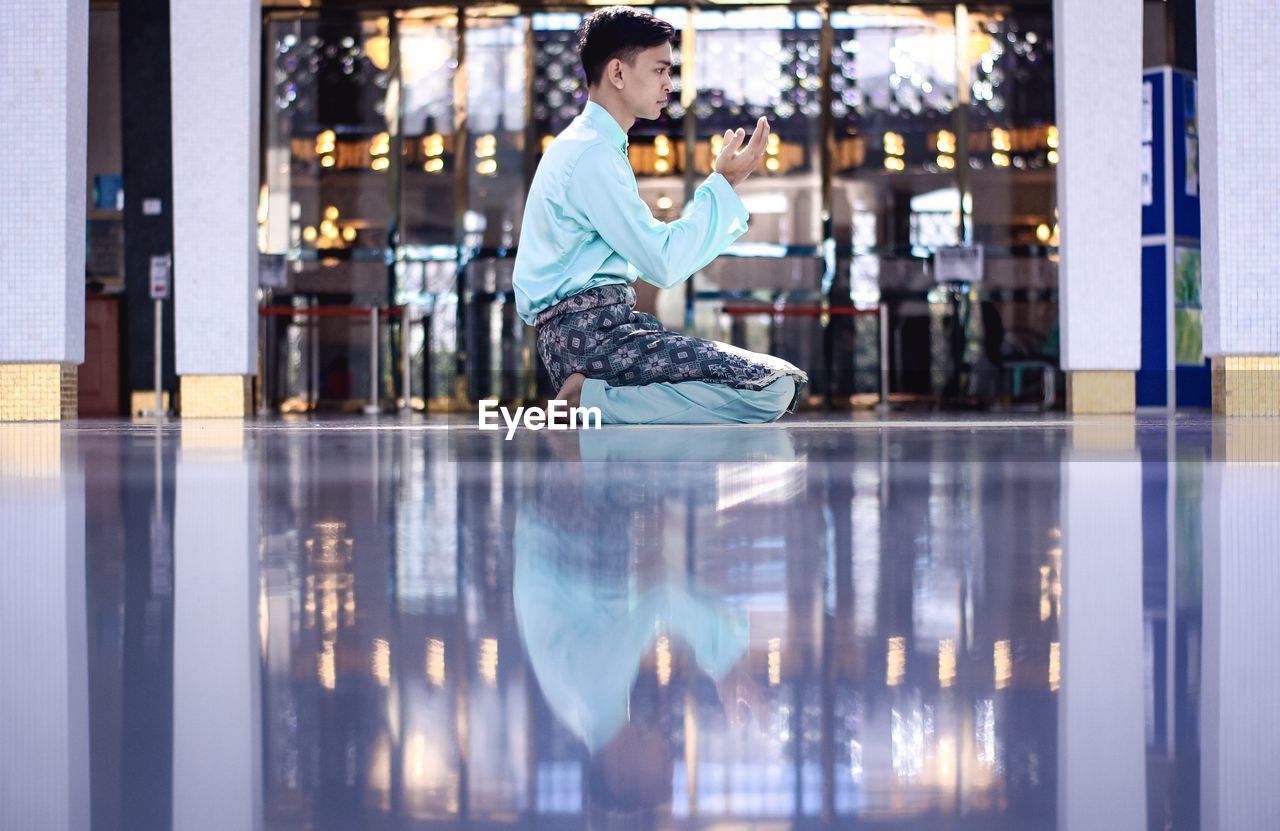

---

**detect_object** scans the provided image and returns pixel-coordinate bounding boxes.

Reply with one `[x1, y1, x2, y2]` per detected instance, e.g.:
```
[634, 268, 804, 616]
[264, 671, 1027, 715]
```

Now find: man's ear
[607, 57, 625, 90]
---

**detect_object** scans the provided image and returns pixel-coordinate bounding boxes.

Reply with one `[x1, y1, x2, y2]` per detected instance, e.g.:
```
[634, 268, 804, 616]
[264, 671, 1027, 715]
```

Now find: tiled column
[1196, 0, 1280, 415]
[1053, 0, 1144, 413]
[1201, 428, 1280, 827]
[0, 426, 89, 829]
[0, 2, 88, 421]
[170, 0, 261, 417]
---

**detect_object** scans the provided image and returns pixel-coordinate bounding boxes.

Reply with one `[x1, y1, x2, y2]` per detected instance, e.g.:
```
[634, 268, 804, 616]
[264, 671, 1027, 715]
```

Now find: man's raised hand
[713, 116, 770, 188]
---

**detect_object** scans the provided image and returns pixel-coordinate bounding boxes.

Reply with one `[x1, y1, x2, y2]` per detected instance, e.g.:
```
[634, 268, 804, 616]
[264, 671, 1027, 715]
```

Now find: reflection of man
[513, 430, 787, 823]
[513, 6, 807, 425]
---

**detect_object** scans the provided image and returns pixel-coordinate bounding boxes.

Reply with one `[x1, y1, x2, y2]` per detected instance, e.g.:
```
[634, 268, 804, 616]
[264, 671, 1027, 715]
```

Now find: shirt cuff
[703, 171, 750, 230]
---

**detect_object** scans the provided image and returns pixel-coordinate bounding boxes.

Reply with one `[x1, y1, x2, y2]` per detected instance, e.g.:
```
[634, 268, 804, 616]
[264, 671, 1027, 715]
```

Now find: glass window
[399, 10, 459, 248]
[264, 14, 396, 297]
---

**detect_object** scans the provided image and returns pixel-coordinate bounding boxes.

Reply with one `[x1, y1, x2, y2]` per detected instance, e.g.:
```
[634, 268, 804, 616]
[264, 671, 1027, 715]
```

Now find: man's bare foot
[555, 373, 586, 409]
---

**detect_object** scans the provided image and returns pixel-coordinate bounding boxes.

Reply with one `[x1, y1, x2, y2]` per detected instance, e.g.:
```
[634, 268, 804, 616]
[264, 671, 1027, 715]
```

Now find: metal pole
[954, 4, 972, 243]
[400, 306, 413, 412]
[680, 21, 697, 333]
[153, 298, 164, 416]
[365, 307, 380, 415]
[309, 299, 320, 411]
[878, 303, 891, 409]
[257, 306, 272, 416]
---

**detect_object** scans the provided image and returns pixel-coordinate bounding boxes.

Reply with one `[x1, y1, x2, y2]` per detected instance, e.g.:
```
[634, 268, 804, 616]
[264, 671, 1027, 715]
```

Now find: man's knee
[730, 377, 795, 423]
[761, 377, 796, 420]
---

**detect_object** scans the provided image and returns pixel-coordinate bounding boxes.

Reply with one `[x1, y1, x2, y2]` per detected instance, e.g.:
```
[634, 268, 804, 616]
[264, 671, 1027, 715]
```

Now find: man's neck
[587, 93, 635, 134]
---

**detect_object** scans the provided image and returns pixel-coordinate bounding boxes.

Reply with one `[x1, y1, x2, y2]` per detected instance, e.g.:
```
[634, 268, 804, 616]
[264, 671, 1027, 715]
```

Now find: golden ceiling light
[654, 157, 670, 174]
[936, 129, 957, 154]
[883, 131, 905, 156]
[968, 30, 996, 66]
[937, 154, 955, 170]
[654, 134, 671, 157]
[1046, 125, 1059, 149]
[324, 205, 340, 221]
[320, 155, 336, 168]
[424, 158, 444, 173]
[710, 134, 724, 157]
[466, 3, 521, 17]
[303, 226, 318, 243]
[475, 158, 498, 176]
[656, 195, 673, 210]
[316, 130, 336, 155]
[370, 131, 390, 156]
[423, 133, 445, 157]
[1047, 149, 1060, 165]
[371, 157, 390, 171]
[364, 35, 391, 71]
[884, 156, 905, 171]
[991, 128, 1012, 152]
[342, 227, 358, 243]
[991, 151, 1010, 167]
[765, 156, 780, 172]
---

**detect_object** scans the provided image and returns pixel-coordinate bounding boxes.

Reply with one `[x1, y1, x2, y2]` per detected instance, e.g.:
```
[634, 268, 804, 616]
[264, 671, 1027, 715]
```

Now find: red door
[79, 295, 122, 417]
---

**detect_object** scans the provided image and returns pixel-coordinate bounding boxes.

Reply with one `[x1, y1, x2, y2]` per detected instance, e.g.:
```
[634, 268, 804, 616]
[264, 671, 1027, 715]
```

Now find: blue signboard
[1139, 68, 1208, 409]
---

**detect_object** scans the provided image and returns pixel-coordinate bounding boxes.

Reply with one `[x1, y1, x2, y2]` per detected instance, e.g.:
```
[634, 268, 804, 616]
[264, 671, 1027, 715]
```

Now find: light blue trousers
[579, 376, 796, 425]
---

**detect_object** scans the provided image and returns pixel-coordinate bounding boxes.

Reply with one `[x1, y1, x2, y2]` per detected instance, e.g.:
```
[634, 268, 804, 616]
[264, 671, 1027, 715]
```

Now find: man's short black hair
[576, 6, 676, 88]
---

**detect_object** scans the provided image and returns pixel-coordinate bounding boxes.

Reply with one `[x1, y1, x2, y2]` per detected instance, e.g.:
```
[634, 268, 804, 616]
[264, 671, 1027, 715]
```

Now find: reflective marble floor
[2, 414, 1279, 830]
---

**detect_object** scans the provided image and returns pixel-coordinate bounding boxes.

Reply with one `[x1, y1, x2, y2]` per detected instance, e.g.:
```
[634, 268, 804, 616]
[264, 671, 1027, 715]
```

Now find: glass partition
[961, 8, 1058, 401]
[260, 3, 1059, 412]
[399, 10, 459, 248]
[683, 8, 827, 392]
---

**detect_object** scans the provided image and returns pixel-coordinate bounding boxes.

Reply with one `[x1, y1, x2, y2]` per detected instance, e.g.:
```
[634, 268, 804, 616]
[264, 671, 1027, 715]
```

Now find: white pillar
[170, 0, 261, 417]
[0, 1, 88, 421]
[1052, 0, 1144, 413]
[173, 424, 262, 831]
[1201, 436, 1280, 829]
[0, 426, 89, 829]
[1058, 435, 1146, 830]
[1196, 0, 1280, 415]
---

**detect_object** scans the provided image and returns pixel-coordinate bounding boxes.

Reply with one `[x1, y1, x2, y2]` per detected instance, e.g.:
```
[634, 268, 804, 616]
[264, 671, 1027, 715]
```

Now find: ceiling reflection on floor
[3, 416, 1279, 830]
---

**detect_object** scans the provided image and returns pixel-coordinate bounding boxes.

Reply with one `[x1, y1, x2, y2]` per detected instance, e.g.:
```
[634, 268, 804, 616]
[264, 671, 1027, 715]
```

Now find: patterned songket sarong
[533, 285, 808, 403]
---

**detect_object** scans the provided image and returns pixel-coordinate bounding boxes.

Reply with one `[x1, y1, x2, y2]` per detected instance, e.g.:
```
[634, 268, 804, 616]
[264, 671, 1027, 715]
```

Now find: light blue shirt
[513, 99, 751, 325]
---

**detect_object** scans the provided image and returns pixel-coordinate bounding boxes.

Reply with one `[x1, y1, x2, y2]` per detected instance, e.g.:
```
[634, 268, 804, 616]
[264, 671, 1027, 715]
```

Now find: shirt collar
[582, 99, 629, 153]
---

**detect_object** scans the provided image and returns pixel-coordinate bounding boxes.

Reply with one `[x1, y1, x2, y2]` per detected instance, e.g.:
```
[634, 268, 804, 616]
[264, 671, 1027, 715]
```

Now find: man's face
[619, 42, 675, 120]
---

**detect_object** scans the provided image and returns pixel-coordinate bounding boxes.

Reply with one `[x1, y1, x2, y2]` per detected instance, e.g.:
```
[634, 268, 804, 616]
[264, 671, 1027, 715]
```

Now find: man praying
[513, 5, 807, 425]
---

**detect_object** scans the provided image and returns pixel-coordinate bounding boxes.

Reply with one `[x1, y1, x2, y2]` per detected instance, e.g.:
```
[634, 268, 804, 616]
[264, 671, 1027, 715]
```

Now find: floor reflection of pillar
[173, 423, 261, 830]
[0, 425, 88, 828]
[1201, 433, 1280, 830]
[1059, 426, 1146, 830]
